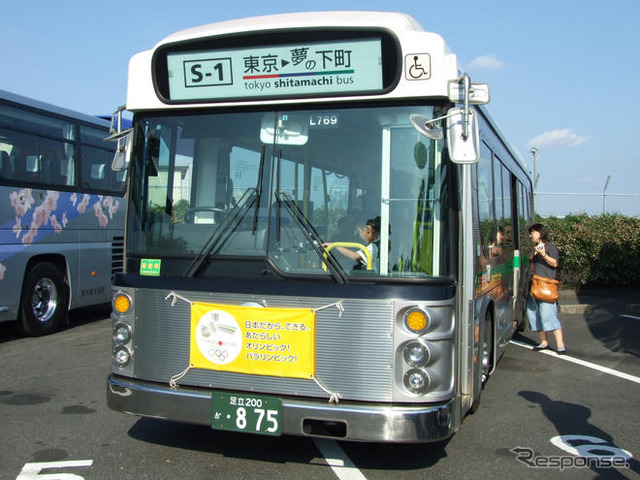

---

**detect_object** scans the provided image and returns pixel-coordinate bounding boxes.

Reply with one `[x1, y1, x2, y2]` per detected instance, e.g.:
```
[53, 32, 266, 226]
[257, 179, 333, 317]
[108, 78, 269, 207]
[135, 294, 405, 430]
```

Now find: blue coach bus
[0, 89, 125, 335]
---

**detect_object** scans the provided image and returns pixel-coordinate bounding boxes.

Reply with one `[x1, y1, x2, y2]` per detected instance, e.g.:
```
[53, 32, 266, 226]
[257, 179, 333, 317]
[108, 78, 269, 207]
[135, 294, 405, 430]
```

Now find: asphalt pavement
[519, 287, 640, 374]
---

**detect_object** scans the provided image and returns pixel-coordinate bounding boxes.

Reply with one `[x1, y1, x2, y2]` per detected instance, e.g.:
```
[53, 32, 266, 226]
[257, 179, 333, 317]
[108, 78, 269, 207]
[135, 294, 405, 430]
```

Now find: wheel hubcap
[31, 278, 58, 323]
[481, 324, 492, 382]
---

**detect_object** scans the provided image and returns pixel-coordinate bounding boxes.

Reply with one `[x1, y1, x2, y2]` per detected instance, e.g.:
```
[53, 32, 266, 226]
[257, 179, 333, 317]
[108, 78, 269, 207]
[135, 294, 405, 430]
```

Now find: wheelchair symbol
[405, 54, 431, 80]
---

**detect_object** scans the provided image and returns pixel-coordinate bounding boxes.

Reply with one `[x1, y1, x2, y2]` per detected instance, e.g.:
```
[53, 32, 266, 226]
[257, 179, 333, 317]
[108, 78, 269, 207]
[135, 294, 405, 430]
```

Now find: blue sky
[2, 0, 639, 217]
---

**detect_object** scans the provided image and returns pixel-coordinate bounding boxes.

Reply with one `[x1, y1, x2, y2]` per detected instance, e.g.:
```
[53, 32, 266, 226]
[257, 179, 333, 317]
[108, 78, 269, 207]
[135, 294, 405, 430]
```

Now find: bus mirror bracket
[448, 79, 490, 106]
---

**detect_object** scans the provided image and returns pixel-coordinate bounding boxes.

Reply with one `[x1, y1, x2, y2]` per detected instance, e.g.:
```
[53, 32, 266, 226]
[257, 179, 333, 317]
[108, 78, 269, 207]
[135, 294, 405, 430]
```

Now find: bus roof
[157, 11, 425, 46]
[127, 11, 460, 110]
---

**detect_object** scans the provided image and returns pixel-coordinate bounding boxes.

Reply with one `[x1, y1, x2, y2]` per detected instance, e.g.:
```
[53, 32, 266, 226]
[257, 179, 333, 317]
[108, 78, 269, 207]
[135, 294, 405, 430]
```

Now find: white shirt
[357, 241, 379, 272]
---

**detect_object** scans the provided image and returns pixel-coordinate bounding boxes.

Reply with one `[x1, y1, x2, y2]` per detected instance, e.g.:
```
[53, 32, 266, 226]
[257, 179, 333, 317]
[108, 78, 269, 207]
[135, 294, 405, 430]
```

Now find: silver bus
[107, 11, 534, 442]
[0, 89, 125, 335]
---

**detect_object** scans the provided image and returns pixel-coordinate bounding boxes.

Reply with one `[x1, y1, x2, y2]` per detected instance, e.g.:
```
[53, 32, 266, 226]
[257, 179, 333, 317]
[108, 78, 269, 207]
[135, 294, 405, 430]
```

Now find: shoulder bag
[530, 274, 559, 303]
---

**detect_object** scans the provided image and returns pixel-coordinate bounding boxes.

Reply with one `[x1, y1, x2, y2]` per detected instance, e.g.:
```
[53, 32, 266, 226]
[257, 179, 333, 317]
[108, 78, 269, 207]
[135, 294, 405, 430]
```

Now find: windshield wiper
[253, 145, 266, 234]
[275, 191, 347, 284]
[183, 188, 257, 277]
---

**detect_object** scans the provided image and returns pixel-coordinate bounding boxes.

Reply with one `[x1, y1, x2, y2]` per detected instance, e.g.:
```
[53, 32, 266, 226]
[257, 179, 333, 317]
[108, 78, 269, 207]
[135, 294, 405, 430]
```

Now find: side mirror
[110, 131, 132, 171]
[446, 108, 479, 164]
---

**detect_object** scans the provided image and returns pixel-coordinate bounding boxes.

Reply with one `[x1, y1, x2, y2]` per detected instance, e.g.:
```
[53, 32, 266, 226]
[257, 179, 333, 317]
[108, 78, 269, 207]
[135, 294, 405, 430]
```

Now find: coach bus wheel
[20, 262, 68, 336]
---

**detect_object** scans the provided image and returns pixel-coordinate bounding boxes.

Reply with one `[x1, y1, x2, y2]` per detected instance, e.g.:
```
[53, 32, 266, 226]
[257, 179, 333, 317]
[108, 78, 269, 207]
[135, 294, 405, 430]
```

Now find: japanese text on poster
[190, 302, 315, 378]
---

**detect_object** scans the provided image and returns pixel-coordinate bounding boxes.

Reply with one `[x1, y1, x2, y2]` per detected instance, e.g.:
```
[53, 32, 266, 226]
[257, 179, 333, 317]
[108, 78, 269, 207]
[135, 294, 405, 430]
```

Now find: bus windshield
[127, 105, 453, 279]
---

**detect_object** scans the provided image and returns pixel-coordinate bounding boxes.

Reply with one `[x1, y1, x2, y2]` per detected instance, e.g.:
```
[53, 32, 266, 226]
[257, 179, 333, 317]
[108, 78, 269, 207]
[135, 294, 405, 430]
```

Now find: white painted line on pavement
[620, 314, 640, 321]
[18, 460, 93, 479]
[313, 438, 368, 480]
[510, 339, 640, 385]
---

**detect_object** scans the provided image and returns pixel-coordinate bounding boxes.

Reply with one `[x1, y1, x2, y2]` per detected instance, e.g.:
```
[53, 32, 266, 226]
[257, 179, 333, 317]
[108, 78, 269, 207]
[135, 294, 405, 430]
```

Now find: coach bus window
[0, 103, 77, 188]
[80, 126, 126, 192]
[0, 104, 71, 140]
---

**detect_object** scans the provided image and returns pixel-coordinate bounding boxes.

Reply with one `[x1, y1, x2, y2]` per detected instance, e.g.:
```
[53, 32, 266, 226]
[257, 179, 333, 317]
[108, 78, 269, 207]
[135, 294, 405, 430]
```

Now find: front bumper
[107, 374, 457, 443]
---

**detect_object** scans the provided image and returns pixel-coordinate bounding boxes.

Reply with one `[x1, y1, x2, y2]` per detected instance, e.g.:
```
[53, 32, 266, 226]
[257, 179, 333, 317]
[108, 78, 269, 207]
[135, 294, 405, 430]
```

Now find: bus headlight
[403, 341, 430, 367]
[113, 322, 132, 345]
[403, 307, 430, 333]
[114, 346, 132, 368]
[113, 292, 132, 315]
[403, 369, 430, 394]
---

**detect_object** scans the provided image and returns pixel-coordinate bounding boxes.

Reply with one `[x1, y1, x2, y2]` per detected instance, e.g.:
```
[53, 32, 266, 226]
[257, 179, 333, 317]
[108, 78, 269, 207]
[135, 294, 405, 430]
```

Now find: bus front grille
[111, 236, 124, 274]
[132, 289, 395, 402]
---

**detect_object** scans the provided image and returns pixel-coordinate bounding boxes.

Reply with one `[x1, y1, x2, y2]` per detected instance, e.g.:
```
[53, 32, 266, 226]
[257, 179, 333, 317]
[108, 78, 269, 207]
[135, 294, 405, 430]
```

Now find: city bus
[0, 89, 126, 336]
[107, 11, 534, 442]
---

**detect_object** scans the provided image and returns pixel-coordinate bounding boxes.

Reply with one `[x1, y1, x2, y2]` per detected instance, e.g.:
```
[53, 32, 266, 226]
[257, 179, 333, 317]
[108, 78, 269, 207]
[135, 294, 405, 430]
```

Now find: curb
[557, 300, 640, 315]
[552, 289, 639, 315]
[559, 304, 592, 314]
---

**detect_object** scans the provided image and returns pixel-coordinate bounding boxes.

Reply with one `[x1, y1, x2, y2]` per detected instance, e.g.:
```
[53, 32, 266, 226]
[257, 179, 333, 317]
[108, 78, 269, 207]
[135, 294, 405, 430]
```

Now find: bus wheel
[20, 262, 68, 336]
[480, 314, 493, 384]
[469, 313, 493, 415]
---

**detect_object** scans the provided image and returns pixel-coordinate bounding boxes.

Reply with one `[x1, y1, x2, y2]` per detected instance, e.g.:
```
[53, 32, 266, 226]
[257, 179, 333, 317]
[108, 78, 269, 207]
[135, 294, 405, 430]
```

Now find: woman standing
[527, 223, 566, 355]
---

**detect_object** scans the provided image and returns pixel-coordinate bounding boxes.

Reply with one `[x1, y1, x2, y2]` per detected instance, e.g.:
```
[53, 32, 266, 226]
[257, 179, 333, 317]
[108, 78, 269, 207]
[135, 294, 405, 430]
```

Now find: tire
[20, 262, 68, 336]
[480, 314, 493, 383]
[469, 313, 493, 415]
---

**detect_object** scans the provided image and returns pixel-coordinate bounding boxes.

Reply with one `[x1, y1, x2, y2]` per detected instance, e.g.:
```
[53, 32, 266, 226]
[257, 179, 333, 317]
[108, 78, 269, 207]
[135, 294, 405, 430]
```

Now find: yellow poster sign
[190, 302, 315, 379]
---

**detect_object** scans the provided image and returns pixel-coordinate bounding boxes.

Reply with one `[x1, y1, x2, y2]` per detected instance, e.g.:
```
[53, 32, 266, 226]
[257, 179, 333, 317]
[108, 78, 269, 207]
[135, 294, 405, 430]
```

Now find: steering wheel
[323, 242, 372, 271]
[184, 206, 228, 223]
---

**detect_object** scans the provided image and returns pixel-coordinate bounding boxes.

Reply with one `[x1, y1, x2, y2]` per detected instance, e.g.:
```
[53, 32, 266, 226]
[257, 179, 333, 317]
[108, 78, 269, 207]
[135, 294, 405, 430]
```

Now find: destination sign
[165, 38, 383, 101]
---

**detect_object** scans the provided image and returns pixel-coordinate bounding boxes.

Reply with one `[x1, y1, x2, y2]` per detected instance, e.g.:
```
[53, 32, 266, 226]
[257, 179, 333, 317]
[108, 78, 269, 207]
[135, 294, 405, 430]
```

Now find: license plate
[211, 391, 282, 436]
